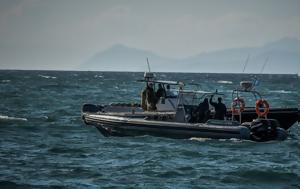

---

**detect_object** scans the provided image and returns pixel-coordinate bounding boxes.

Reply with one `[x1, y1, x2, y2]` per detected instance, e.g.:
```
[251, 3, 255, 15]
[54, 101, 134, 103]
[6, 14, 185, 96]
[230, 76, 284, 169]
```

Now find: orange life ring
[231, 98, 245, 114]
[255, 99, 270, 117]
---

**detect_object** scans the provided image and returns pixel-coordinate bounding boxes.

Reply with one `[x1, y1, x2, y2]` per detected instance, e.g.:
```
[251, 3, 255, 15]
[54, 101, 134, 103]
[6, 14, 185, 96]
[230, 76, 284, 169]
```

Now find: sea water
[0, 70, 299, 189]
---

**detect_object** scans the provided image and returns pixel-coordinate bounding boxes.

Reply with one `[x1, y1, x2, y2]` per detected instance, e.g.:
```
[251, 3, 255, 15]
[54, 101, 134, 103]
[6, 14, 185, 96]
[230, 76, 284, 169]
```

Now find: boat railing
[231, 89, 262, 101]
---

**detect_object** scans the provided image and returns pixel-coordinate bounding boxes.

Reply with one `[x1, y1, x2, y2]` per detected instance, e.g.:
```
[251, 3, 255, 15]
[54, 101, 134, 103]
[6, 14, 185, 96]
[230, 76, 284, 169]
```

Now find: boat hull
[83, 113, 251, 139]
[82, 103, 299, 130]
[81, 104, 293, 141]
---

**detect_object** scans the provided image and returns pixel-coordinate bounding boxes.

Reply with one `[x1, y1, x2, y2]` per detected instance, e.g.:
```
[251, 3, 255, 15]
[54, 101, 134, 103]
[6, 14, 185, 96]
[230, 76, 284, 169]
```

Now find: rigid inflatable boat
[82, 72, 299, 141]
[82, 104, 287, 141]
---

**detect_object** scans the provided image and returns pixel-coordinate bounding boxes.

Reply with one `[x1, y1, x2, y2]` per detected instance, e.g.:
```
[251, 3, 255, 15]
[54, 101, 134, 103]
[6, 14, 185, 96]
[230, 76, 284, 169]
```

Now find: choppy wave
[217, 80, 233, 84]
[269, 90, 294, 94]
[189, 137, 212, 142]
[38, 74, 57, 79]
[1, 80, 10, 83]
[0, 70, 299, 189]
[0, 115, 27, 122]
[195, 90, 211, 93]
[94, 75, 103, 78]
[0, 180, 65, 189]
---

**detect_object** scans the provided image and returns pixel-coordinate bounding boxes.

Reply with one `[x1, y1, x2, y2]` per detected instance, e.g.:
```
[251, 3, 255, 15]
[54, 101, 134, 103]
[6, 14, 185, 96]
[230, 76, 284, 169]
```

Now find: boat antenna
[242, 54, 250, 73]
[253, 56, 269, 88]
[146, 57, 151, 72]
[260, 56, 269, 74]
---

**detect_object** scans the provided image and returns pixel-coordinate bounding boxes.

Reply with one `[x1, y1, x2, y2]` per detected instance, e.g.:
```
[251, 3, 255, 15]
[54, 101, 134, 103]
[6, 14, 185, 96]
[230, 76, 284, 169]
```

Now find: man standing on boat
[209, 95, 227, 120]
[141, 85, 148, 110]
[141, 83, 157, 111]
[196, 98, 210, 123]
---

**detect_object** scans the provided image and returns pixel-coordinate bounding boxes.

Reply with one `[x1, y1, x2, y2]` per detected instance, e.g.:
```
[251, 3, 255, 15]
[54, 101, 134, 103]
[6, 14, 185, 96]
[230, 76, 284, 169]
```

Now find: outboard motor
[249, 119, 287, 142]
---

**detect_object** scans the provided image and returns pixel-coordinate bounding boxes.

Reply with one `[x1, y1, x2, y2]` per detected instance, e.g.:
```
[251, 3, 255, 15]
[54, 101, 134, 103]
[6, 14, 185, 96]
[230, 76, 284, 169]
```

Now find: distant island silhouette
[80, 37, 300, 74]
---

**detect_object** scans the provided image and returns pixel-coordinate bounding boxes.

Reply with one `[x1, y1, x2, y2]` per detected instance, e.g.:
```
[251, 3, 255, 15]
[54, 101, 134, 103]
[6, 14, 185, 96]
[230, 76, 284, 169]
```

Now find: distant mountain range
[79, 37, 300, 74]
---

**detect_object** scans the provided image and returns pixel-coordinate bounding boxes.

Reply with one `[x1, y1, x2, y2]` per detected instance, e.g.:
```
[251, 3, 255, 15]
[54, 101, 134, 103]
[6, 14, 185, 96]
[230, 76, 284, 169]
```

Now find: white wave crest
[0, 115, 28, 122]
[189, 137, 211, 142]
[1, 80, 11, 83]
[269, 90, 293, 94]
[38, 75, 57, 79]
[217, 80, 233, 84]
[94, 75, 103, 78]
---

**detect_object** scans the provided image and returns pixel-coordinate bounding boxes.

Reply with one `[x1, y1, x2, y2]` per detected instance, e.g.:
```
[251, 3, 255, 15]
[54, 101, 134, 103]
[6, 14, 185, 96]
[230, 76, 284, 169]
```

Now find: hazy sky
[0, 0, 300, 70]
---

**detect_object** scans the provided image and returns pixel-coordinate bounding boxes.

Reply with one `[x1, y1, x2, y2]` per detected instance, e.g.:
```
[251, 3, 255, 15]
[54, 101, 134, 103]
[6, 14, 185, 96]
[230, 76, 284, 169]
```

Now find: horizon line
[0, 69, 298, 76]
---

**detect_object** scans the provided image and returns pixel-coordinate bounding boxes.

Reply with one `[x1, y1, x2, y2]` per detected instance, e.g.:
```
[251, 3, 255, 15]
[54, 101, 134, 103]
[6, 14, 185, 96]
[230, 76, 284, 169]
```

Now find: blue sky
[0, 0, 300, 70]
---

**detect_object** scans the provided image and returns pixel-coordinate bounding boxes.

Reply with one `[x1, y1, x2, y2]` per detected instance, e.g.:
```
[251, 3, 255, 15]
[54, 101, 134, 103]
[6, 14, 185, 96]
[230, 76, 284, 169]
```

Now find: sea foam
[0, 115, 28, 122]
